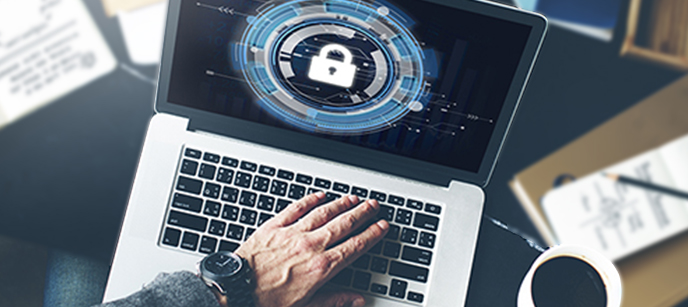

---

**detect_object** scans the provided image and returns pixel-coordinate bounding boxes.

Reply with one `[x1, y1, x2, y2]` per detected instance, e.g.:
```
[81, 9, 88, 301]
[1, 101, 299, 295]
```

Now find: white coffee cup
[517, 245, 622, 307]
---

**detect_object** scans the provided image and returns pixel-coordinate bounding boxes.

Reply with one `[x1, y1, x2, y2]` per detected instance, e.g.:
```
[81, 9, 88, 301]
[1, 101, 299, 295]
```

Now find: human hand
[235, 192, 389, 307]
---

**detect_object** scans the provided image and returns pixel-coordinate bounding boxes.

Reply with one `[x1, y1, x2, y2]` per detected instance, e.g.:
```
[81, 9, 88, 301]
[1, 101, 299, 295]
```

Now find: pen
[605, 173, 688, 200]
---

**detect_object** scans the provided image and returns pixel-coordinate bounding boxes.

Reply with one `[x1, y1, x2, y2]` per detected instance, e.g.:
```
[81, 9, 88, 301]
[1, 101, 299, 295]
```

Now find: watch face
[203, 252, 242, 276]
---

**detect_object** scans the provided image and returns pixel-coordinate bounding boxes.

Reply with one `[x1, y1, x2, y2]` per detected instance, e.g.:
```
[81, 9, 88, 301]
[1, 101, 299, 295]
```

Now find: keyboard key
[168, 210, 207, 232]
[369, 241, 383, 254]
[378, 204, 395, 221]
[308, 188, 322, 195]
[395, 209, 413, 225]
[275, 199, 291, 213]
[332, 182, 350, 193]
[203, 153, 220, 163]
[184, 148, 201, 159]
[371, 283, 388, 295]
[221, 205, 239, 221]
[389, 261, 429, 283]
[221, 186, 239, 203]
[419, 232, 436, 248]
[239, 191, 257, 207]
[402, 246, 433, 265]
[199, 236, 217, 254]
[314, 178, 331, 189]
[257, 195, 275, 212]
[370, 257, 388, 274]
[216, 168, 234, 184]
[244, 228, 256, 240]
[172, 193, 203, 213]
[252, 176, 270, 192]
[257, 213, 273, 226]
[383, 241, 401, 258]
[388, 195, 405, 206]
[425, 203, 442, 215]
[351, 187, 368, 198]
[218, 240, 240, 252]
[400, 228, 418, 244]
[259, 165, 276, 176]
[199, 164, 216, 180]
[234, 172, 252, 188]
[406, 199, 423, 210]
[295, 174, 313, 185]
[407, 292, 424, 303]
[180, 232, 200, 251]
[325, 192, 340, 202]
[352, 254, 370, 270]
[203, 182, 220, 199]
[180, 159, 198, 176]
[204, 200, 221, 217]
[413, 213, 439, 231]
[239, 209, 257, 226]
[389, 279, 407, 299]
[277, 170, 294, 180]
[162, 228, 181, 247]
[176, 176, 202, 194]
[369, 191, 386, 202]
[288, 184, 306, 200]
[240, 161, 257, 172]
[208, 220, 226, 236]
[385, 224, 400, 240]
[222, 157, 239, 167]
[226, 224, 244, 240]
[330, 268, 353, 287]
[352, 271, 372, 291]
[270, 180, 288, 197]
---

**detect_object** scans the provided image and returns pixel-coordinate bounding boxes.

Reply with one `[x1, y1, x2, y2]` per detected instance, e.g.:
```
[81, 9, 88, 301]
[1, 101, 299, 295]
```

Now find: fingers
[297, 195, 360, 231]
[305, 290, 366, 307]
[269, 192, 326, 227]
[324, 219, 389, 272]
[314, 199, 381, 246]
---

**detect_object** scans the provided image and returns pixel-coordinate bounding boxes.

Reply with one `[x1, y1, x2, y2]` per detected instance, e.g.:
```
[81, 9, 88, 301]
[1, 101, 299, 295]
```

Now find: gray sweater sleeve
[95, 271, 221, 307]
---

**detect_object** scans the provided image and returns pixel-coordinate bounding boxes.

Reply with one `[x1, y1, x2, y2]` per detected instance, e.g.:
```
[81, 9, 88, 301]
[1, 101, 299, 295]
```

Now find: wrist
[198, 251, 256, 307]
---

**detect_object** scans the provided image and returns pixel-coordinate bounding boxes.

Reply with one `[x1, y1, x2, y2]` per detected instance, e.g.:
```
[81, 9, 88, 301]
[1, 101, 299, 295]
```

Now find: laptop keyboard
[161, 147, 442, 304]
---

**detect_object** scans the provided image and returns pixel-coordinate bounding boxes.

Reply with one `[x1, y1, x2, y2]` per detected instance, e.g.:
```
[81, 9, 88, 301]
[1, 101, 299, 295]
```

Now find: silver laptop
[104, 0, 546, 306]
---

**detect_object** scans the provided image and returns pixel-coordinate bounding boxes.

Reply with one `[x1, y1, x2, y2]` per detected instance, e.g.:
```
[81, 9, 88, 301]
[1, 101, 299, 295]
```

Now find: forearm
[95, 271, 221, 307]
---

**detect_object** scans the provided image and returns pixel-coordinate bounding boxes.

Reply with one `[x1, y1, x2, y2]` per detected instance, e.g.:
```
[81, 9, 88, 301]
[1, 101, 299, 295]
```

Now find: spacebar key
[389, 261, 429, 283]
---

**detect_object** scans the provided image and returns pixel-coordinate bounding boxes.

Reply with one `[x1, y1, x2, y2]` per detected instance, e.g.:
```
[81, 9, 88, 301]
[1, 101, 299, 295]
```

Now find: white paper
[0, 0, 117, 126]
[543, 140, 688, 261]
[118, 1, 167, 65]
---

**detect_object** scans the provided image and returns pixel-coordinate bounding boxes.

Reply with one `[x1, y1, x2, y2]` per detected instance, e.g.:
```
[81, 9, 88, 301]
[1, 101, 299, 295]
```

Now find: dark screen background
[167, 0, 532, 173]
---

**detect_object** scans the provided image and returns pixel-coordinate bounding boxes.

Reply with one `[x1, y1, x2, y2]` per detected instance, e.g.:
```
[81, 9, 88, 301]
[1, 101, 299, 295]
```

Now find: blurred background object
[621, 0, 688, 70]
[0, 0, 116, 129]
[516, 0, 624, 41]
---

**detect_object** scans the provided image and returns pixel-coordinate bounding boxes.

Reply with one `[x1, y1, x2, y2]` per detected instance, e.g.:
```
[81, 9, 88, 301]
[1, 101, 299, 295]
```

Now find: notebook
[103, 0, 546, 306]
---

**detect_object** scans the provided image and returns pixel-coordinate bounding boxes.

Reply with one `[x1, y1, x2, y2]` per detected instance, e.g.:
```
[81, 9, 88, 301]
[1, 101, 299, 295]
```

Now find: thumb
[305, 290, 366, 307]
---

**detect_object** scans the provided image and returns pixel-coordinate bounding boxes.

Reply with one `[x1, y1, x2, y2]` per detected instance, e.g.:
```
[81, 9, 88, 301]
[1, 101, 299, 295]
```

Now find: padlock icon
[308, 44, 357, 88]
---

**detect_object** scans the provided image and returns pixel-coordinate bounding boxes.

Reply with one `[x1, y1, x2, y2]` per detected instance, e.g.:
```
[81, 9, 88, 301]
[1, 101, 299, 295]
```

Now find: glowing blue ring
[238, 0, 425, 135]
[267, 19, 396, 112]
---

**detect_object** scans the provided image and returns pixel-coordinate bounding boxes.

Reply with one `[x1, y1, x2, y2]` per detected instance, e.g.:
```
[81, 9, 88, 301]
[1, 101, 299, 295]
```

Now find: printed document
[0, 0, 116, 127]
[543, 134, 688, 261]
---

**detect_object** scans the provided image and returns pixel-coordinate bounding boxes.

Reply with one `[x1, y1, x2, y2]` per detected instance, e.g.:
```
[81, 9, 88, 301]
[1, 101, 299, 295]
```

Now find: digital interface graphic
[167, 0, 532, 172]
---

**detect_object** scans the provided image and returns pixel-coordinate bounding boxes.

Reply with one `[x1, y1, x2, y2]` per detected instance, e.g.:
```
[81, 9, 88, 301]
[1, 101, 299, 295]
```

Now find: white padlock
[308, 44, 357, 88]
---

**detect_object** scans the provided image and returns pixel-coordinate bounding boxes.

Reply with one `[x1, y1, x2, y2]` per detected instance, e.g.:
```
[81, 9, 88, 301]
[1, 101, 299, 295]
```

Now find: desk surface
[0, 0, 684, 305]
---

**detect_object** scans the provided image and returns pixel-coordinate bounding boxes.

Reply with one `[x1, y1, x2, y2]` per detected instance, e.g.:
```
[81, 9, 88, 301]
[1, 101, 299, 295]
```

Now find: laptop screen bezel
[154, 0, 547, 188]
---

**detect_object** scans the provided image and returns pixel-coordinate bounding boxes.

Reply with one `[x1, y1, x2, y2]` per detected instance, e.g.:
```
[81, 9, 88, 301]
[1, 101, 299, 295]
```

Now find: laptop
[104, 0, 546, 306]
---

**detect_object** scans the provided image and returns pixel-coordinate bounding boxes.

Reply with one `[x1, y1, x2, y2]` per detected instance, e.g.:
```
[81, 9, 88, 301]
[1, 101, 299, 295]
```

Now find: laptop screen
[166, 0, 532, 174]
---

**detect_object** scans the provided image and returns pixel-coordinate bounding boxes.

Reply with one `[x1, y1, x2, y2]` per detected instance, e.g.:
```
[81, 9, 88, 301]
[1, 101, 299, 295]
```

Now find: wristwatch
[198, 251, 256, 307]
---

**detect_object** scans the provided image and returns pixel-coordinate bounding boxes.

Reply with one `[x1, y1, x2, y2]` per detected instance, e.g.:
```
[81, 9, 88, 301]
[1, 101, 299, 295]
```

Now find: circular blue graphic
[238, 0, 425, 135]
